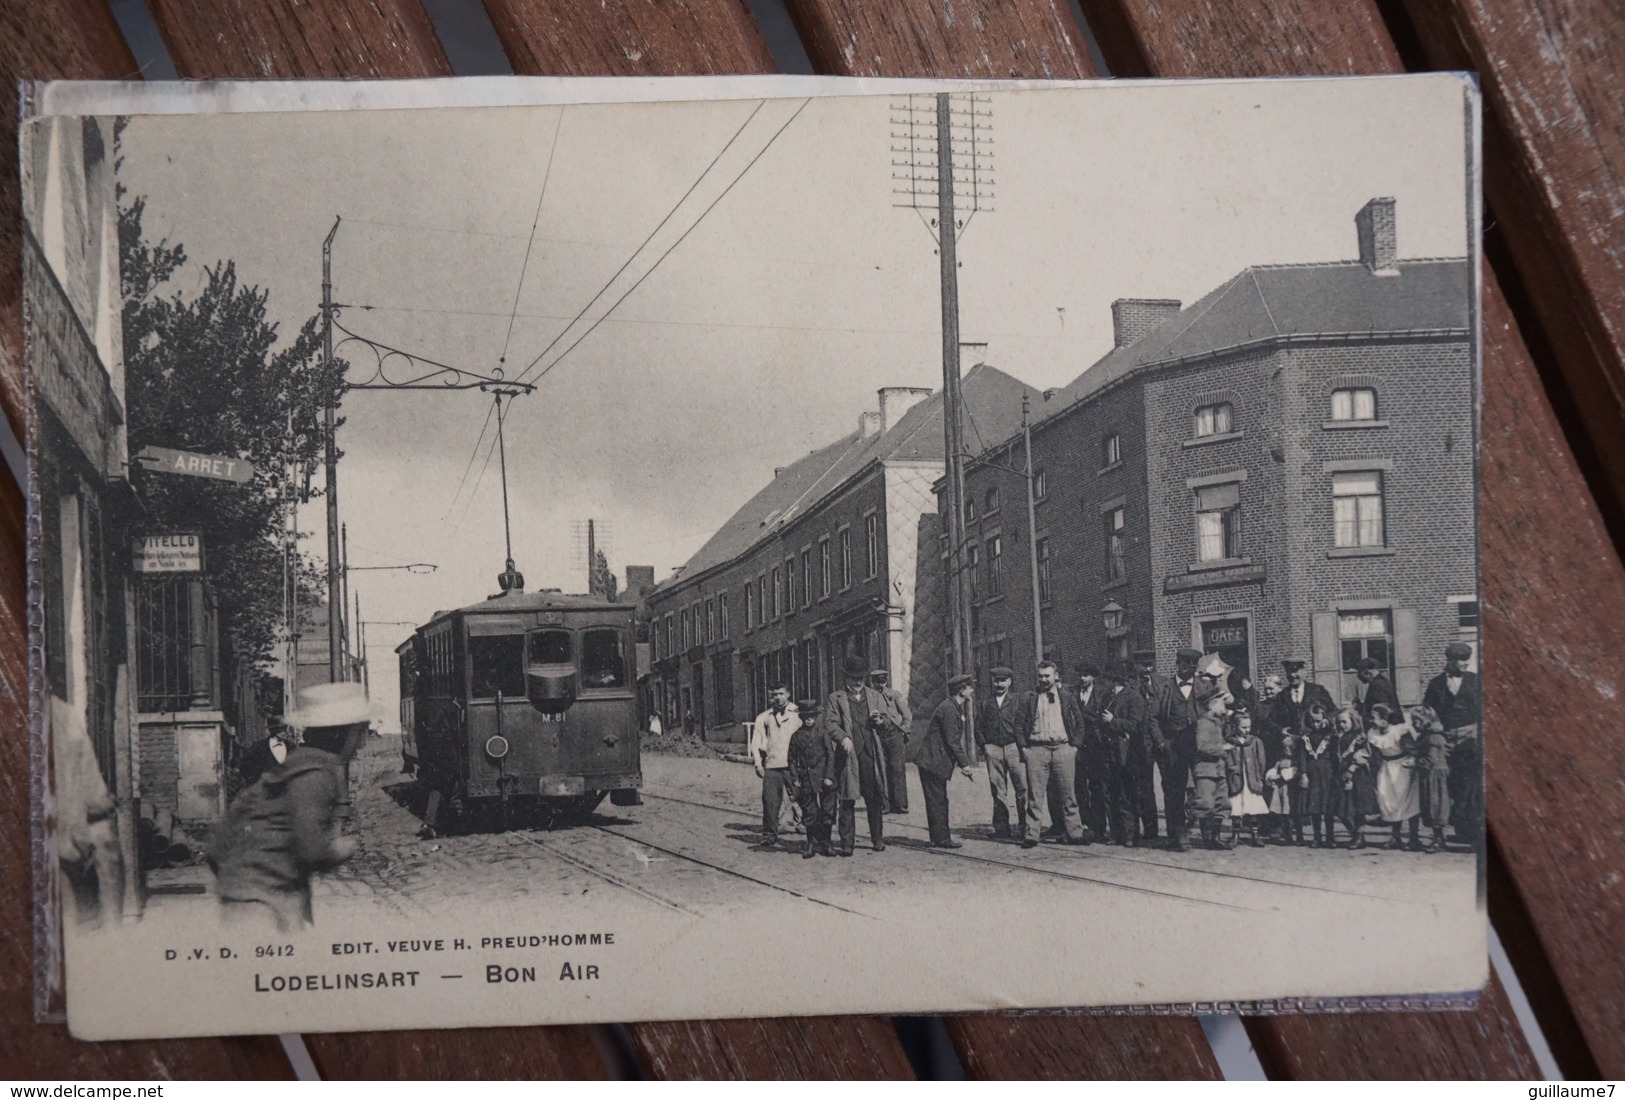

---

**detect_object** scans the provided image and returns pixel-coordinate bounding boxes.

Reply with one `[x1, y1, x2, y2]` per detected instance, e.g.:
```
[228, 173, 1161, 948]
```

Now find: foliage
[119, 122, 347, 675]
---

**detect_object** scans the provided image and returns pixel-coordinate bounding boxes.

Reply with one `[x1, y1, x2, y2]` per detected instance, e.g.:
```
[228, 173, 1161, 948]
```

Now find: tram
[397, 579, 642, 831]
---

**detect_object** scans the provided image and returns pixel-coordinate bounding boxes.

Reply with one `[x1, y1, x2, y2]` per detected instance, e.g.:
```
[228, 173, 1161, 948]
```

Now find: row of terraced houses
[644, 198, 1478, 738]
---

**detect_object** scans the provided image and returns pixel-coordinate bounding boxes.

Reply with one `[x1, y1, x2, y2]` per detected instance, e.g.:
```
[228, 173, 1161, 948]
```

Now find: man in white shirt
[748, 684, 801, 848]
[1021, 661, 1087, 848]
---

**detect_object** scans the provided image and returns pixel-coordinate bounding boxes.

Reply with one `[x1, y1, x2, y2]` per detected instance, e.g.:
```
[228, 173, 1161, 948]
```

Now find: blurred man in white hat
[211, 682, 368, 930]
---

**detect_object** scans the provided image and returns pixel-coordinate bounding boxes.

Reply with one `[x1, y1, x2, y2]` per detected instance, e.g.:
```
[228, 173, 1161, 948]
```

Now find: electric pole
[323, 216, 343, 683]
[1022, 394, 1043, 665]
[937, 92, 971, 683]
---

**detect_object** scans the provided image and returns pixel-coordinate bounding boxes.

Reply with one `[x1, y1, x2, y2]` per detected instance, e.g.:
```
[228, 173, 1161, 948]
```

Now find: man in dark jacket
[213, 683, 363, 930]
[1073, 664, 1110, 842]
[1131, 648, 1164, 840]
[1094, 663, 1150, 846]
[1355, 657, 1400, 724]
[1423, 642, 1483, 847]
[788, 698, 835, 858]
[1021, 661, 1088, 848]
[821, 655, 893, 854]
[918, 675, 977, 847]
[1269, 655, 1337, 741]
[977, 665, 1029, 839]
[1152, 647, 1206, 852]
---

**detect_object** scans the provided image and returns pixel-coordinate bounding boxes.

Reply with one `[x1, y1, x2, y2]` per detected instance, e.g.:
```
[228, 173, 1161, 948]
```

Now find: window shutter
[1394, 607, 1421, 705]
[1311, 612, 1340, 698]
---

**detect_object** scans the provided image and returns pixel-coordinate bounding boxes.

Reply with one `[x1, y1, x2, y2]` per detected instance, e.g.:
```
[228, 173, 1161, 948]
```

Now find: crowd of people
[746, 645, 1484, 859]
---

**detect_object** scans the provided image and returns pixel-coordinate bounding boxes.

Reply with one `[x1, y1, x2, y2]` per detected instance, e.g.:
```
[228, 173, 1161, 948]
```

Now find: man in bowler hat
[821, 655, 894, 853]
[1131, 648, 1164, 840]
[1152, 647, 1206, 851]
[918, 675, 978, 847]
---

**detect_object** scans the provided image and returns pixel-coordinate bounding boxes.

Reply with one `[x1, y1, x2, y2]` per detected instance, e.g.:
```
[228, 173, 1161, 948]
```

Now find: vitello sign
[132, 532, 203, 573]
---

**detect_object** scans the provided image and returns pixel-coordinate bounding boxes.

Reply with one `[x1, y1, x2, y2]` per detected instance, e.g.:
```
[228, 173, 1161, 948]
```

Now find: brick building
[957, 198, 1476, 706]
[647, 366, 1039, 737]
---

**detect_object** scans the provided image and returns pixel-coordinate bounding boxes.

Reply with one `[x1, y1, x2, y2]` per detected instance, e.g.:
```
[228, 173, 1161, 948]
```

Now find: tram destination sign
[135, 445, 254, 484]
[132, 532, 203, 574]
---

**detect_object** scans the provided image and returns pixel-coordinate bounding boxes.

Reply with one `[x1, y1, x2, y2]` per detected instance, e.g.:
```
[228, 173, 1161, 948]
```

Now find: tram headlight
[484, 734, 510, 761]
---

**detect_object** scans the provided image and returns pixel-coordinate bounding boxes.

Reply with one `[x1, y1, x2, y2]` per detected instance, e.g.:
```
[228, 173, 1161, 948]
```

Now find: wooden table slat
[1083, 0, 1624, 1078]
[1399, 0, 1625, 517]
[948, 1015, 1222, 1080]
[482, 0, 776, 76]
[625, 1017, 916, 1079]
[0, 0, 289, 1078]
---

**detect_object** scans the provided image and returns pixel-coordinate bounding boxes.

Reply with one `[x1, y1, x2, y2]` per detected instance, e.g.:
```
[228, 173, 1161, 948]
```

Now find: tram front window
[528, 629, 571, 665]
[469, 634, 526, 699]
[581, 629, 627, 689]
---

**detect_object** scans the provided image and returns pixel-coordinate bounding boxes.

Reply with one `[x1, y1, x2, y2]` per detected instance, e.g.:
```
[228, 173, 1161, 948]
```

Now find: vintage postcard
[23, 74, 1485, 1040]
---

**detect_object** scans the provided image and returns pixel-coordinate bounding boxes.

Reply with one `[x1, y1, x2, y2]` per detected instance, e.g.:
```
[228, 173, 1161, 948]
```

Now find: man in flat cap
[788, 698, 835, 858]
[1355, 656, 1400, 726]
[1268, 655, 1336, 751]
[1423, 641, 1483, 847]
[918, 675, 978, 847]
[1130, 648, 1163, 841]
[977, 665, 1030, 839]
[867, 667, 914, 815]
[1094, 662, 1151, 846]
[821, 655, 893, 854]
[1020, 661, 1088, 848]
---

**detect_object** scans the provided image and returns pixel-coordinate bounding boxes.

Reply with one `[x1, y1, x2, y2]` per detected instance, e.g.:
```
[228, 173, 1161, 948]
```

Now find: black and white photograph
[23, 74, 1486, 1040]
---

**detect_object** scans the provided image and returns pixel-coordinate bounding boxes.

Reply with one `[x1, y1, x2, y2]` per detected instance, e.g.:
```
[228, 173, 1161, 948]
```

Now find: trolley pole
[1022, 395, 1043, 664]
[322, 216, 344, 683]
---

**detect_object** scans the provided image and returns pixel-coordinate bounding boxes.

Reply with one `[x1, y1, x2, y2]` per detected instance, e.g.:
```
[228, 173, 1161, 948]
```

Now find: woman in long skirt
[1366, 702, 1421, 850]
[1409, 704, 1451, 853]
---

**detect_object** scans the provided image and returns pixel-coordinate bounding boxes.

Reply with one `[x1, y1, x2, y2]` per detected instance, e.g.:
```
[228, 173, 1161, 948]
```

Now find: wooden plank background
[3, 0, 1620, 1079]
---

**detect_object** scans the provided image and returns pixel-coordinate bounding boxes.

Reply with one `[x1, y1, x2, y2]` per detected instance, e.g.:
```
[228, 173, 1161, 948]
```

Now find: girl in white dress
[1366, 702, 1422, 850]
[1225, 707, 1271, 847]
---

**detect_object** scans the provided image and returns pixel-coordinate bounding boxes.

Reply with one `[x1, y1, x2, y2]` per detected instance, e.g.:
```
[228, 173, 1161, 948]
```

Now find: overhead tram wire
[508, 99, 770, 387]
[515, 98, 813, 390]
[443, 396, 497, 521]
[498, 108, 566, 372]
[449, 398, 505, 536]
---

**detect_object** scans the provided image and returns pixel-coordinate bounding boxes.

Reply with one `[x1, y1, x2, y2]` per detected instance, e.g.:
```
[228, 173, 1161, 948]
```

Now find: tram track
[504, 829, 701, 916]
[638, 789, 1249, 912]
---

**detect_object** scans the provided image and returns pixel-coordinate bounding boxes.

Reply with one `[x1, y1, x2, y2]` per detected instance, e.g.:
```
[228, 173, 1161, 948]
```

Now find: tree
[119, 127, 346, 680]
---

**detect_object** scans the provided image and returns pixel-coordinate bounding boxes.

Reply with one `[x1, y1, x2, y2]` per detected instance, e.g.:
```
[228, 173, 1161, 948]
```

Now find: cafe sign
[133, 533, 203, 574]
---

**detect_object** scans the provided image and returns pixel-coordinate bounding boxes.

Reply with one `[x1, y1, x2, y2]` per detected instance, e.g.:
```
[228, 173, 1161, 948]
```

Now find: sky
[117, 76, 1473, 725]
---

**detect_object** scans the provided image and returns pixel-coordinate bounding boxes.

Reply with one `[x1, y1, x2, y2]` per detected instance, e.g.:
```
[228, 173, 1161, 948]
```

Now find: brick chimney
[858, 410, 882, 438]
[1111, 299, 1181, 347]
[1356, 197, 1398, 274]
[878, 386, 931, 434]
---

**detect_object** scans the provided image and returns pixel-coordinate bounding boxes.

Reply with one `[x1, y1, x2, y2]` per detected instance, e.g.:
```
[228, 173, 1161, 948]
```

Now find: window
[1105, 506, 1126, 580]
[1333, 471, 1385, 548]
[581, 628, 627, 688]
[966, 542, 981, 602]
[1338, 610, 1392, 678]
[865, 514, 879, 577]
[469, 634, 526, 699]
[985, 486, 1001, 514]
[759, 572, 768, 620]
[819, 538, 831, 598]
[1036, 538, 1052, 604]
[1194, 482, 1241, 562]
[771, 566, 781, 619]
[966, 497, 977, 522]
[1456, 600, 1480, 630]
[1331, 387, 1377, 422]
[744, 582, 754, 629]
[719, 593, 729, 639]
[664, 614, 673, 656]
[705, 598, 715, 644]
[527, 629, 571, 665]
[988, 534, 1003, 594]
[785, 556, 797, 612]
[801, 549, 813, 608]
[1194, 402, 1234, 438]
[1033, 469, 1047, 500]
[680, 608, 690, 649]
[839, 528, 852, 588]
[1103, 433, 1121, 467]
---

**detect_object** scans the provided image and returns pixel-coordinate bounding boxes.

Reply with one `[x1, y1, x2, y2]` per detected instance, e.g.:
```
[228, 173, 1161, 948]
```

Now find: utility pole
[322, 216, 343, 683]
[1022, 394, 1043, 665]
[341, 521, 351, 668]
[587, 518, 597, 595]
[937, 92, 971, 683]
